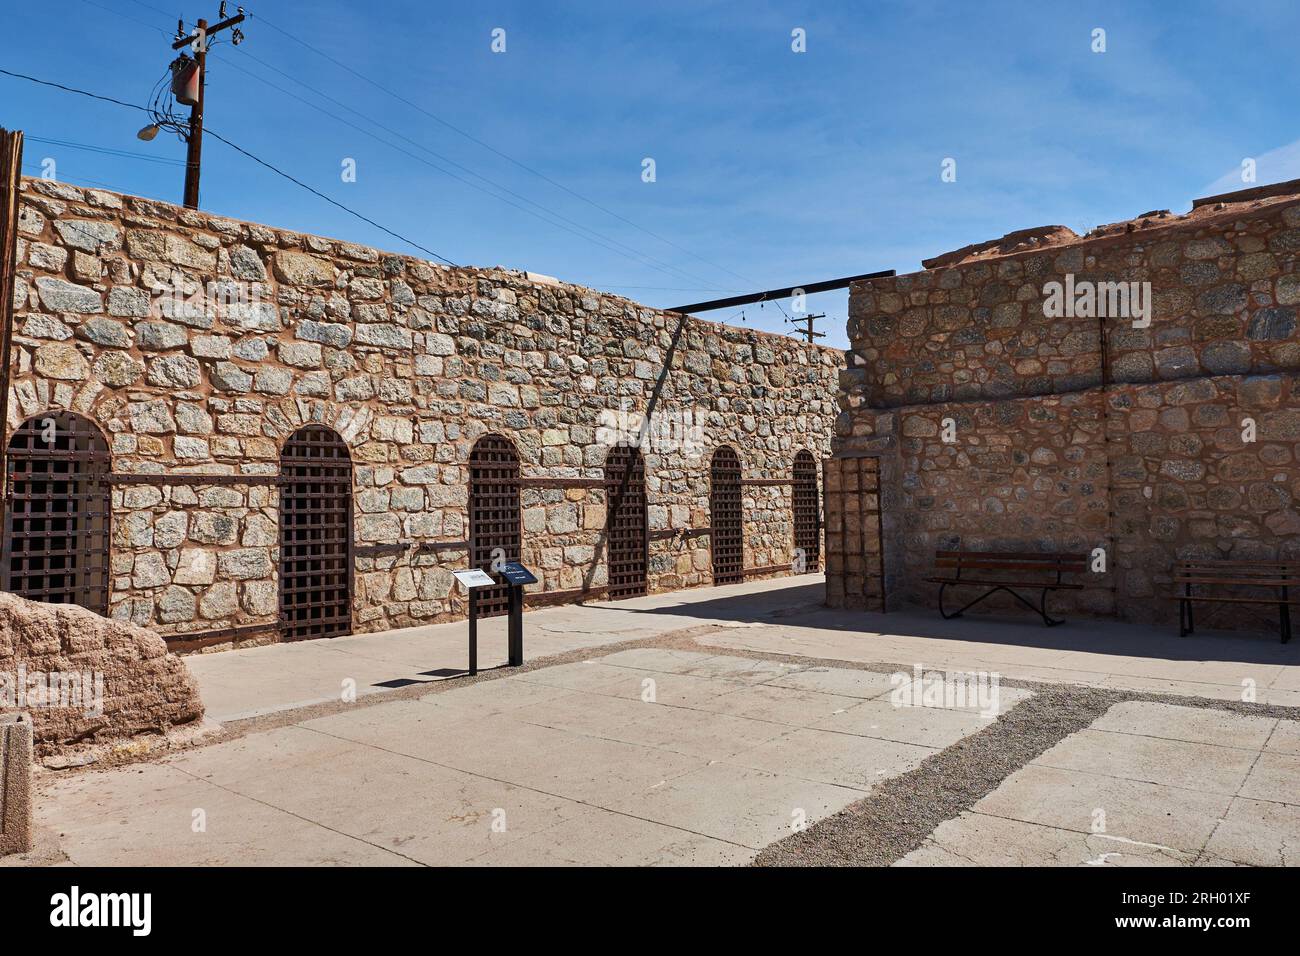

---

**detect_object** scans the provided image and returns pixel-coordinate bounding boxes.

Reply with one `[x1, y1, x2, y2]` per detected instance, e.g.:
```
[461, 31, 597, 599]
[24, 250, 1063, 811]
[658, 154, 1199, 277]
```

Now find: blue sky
[4, 0, 1299, 347]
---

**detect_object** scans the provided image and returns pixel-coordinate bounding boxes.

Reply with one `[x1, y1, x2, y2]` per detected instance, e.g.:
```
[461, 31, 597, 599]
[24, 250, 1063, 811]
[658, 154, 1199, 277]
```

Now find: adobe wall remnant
[835, 182, 1300, 626]
[7, 178, 839, 649]
[0, 591, 204, 755]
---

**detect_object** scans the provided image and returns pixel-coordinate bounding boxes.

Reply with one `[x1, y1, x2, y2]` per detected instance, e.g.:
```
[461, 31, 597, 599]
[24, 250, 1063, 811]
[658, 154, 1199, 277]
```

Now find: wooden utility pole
[787, 312, 826, 344]
[0, 128, 24, 484]
[171, 6, 247, 208]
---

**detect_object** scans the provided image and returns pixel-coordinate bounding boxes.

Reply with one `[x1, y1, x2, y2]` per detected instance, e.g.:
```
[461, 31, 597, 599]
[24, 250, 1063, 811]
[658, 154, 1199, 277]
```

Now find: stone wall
[6, 178, 837, 647]
[835, 183, 1300, 627]
[0, 591, 203, 756]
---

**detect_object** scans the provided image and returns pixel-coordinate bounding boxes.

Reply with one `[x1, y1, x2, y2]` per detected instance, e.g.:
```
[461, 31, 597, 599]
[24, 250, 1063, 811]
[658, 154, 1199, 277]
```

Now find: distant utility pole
[786, 312, 826, 344]
[154, 4, 247, 208]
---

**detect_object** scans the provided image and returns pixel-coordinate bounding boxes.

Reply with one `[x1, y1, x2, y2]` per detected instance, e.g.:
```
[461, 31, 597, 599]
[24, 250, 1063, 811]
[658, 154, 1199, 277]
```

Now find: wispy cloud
[1200, 139, 1300, 197]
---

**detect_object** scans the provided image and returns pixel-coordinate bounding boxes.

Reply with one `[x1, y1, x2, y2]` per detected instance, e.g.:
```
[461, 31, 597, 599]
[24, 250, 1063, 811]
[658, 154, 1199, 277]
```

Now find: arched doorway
[710, 446, 743, 585]
[469, 434, 521, 618]
[2, 412, 110, 613]
[604, 445, 647, 599]
[279, 426, 353, 641]
[792, 450, 820, 573]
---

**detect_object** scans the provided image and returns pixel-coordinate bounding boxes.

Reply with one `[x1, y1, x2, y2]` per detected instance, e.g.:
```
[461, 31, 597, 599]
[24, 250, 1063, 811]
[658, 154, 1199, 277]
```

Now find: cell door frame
[792, 448, 821, 573]
[604, 443, 648, 600]
[279, 425, 355, 642]
[709, 444, 743, 585]
[2, 411, 112, 615]
[468, 433, 522, 618]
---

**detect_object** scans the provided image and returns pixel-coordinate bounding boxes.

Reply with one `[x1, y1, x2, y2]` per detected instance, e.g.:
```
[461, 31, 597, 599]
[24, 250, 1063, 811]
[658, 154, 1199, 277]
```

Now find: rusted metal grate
[2, 413, 110, 613]
[279, 426, 353, 641]
[469, 434, 521, 618]
[823, 454, 886, 611]
[605, 445, 647, 599]
[793, 449, 821, 573]
[710, 445, 743, 585]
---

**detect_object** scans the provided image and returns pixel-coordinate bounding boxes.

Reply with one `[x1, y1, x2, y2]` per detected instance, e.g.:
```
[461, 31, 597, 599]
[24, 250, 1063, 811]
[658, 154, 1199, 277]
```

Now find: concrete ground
[28, 648, 1028, 866]
[899, 701, 1300, 867]
[11, 576, 1300, 867]
[185, 575, 830, 722]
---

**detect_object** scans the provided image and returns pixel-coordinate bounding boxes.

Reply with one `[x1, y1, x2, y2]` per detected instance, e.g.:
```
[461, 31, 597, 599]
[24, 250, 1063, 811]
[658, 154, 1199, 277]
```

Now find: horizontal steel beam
[667, 269, 896, 314]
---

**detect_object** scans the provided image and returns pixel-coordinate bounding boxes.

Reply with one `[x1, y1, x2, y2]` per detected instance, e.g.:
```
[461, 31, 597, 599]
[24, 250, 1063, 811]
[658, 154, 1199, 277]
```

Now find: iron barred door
[710, 446, 743, 585]
[605, 445, 647, 599]
[792, 450, 820, 573]
[469, 434, 521, 618]
[823, 454, 886, 612]
[279, 426, 353, 641]
[2, 413, 110, 614]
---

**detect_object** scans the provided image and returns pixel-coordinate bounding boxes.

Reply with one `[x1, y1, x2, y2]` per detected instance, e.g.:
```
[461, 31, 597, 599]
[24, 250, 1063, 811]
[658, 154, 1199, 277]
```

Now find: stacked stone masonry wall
[837, 191, 1300, 627]
[7, 178, 838, 648]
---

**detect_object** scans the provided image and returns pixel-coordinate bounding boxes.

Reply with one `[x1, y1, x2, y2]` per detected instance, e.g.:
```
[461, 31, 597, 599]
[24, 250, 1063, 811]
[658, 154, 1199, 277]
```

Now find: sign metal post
[499, 562, 538, 667]
[452, 568, 496, 676]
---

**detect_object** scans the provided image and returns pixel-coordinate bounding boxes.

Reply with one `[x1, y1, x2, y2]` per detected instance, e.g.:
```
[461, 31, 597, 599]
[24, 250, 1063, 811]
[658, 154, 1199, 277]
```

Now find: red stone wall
[834, 186, 1300, 630]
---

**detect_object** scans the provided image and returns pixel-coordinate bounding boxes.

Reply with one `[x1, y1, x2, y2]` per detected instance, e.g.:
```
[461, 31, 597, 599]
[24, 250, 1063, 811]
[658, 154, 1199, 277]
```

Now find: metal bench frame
[927, 550, 1087, 627]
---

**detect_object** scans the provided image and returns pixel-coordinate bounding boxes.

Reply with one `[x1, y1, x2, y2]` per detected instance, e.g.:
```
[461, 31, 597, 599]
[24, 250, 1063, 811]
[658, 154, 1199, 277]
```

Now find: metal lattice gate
[710, 446, 743, 585]
[2, 413, 110, 614]
[823, 454, 886, 611]
[469, 434, 521, 618]
[279, 426, 353, 641]
[605, 445, 647, 599]
[792, 450, 820, 573]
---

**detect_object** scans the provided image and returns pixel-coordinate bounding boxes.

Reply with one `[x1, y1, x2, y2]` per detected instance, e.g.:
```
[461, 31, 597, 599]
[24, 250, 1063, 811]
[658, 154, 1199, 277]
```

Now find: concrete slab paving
[30, 645, 1013, 865]
[187, 576, 828, 722]
[973, 763, 1233, 855]
[811, 698, 1004, 749]
[465, 803, 756, 867]
[897, 812, 1194, 867]
[725, 727, 935, 791]
[1203, 797, 1300, 867]
[601, 761, 864, 850]
[689, 683, 863, 727]
[1089, 700, 1277, 750]
[1032, 728, 1257, 796]
[20, 575, 1300, 867]
[37, 763, 418, 867]
[1237, 752, 1300, 805]
[895, 702, 1300, 867]
[1266, 719, 1300, 756]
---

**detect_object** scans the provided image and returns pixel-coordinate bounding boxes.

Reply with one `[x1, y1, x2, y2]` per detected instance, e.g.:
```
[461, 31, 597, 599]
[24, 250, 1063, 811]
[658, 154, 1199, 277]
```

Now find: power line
[212, 45, 726, 290]
[22, 164, 135, 196]
[0, 67, 151, 115]
[80, 0, 754, 291]
[201, 127, 455, 265]
[0, 67, 456, 265]
[27, 135, 189, 166]
[248, 10, 756, 288]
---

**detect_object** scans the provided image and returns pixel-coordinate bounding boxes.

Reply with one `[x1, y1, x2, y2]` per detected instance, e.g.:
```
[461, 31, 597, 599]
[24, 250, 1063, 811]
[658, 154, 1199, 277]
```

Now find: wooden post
[182, 20, 207, 209]
[0, 128, 24, 489]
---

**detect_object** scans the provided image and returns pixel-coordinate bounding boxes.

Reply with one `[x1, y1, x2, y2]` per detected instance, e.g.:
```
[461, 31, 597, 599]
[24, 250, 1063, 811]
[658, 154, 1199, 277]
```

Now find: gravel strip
[657, 631, 1300, 867]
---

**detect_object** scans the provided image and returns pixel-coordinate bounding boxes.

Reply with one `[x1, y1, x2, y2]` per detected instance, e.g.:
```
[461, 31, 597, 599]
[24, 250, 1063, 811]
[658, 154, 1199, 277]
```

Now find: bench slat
[1177, 560, 1296, 568]
[1173, 577, 1300, 587]
[927, 576, 1083, 590]
[935, 561, 1086, 573]
[935, 554, 1086, 561]
[1171, 595, 1300, 606]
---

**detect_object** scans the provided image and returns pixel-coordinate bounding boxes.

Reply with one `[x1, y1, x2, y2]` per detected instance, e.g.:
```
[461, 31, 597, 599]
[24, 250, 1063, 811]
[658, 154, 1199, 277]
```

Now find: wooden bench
[1173, 560, 1300, 644]
[926, 550, 1087, 627]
